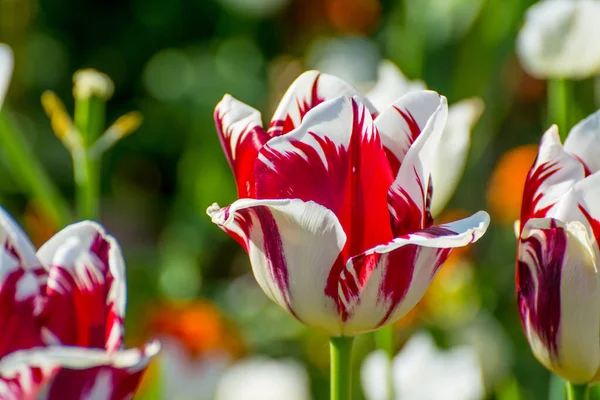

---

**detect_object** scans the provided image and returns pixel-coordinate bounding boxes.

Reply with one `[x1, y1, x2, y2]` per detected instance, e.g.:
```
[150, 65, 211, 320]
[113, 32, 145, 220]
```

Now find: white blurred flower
[367, 60, 484, 216]
[157, 337, 231, 400]
[361, 332, 484, 400]
[516, 0, 600, 79]
[0, 44, 14, 109]
[214, 356, 312, 400]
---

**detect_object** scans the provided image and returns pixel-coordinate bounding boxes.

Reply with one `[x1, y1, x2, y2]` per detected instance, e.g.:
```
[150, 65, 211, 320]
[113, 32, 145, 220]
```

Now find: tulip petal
[0, 341, 159, 400]
[375, 91, 444, 176]
[256, 96, 394, 259]
[385, 92, 448, 236]
[520, 125, 584, 225]
[0, 44, 13, 109]
[550, 171, 600, 261]
[366, 60, 426, 112]
[214, 94, 269, 198]
[339, 211, 489, 335]
[517, 218, 600, 383]
[267, 71, 376, 137]
[43, 341, 160, 400]
[208, 198, 347, 336]
[37, 222, 126, 352]
[563, 110, 600, 175]
[0, 207, 45, 359]
[429, 98, 484, 216]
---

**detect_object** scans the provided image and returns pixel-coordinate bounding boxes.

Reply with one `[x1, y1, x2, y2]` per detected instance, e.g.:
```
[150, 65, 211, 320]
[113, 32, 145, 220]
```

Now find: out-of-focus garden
[1, 0, 599, 398]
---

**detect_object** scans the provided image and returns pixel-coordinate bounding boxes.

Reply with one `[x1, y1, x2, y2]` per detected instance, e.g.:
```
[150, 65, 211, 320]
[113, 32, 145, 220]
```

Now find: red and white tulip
[517, 111, 600, 383]
[208, 71, 490, 336]
[0, 207, 158, 399]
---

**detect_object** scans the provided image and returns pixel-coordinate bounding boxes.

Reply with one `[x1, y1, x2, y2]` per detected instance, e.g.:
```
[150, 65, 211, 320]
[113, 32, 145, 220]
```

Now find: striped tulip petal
[517, 218, 600, 383]
[374, 91, 444, 177]
[267, 71, 376, 137]
[214, 95, 269, 198]
[386, 93, 448, 237]
[520, 125, 584, 224]
[208, 198, 347, 336]
[0, 341, 159, 400]
[37, 222, 126, 352]
[429, 98, 484, 216]
[564, 110, 600, 175]
[339, 211, 490, 335]
[0, 208, 45, 359]
[256, 96, 394, 259]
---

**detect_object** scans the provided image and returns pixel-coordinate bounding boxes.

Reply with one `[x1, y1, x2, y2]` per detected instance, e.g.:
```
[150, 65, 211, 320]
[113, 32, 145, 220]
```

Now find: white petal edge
[563, 109, 600, 174]
[341, 211, 490, 334]
[208, 198, 347, 336]
[0, 205, 42, 270]
[430, 97, 485, 216]
[375, 90, 445, 172]
[386, 93, 448, 226]
[268, 70, 376, 136]
[0, 43, 13, 109]
[0, 341, 160, 379]
[366, 59, 426, 111]
[214, 94, 265, 161]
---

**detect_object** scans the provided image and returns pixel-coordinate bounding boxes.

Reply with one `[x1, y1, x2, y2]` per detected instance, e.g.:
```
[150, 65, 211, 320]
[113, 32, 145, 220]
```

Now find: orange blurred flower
[147, 300, 244, 359]
[326, 0, 381, 34]
[487, 145, 539, 225]
[23, 201, 59, 247]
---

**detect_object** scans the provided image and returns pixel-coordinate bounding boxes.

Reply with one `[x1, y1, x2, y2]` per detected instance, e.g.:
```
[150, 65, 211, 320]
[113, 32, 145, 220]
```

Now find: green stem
[547, 78, 571, 141]
[375, 326, 395, 400]
[74, 95, 105, 220]
[565, 382, 589, 400]
[330, 336, 354, 400]
[0, 111, 71, 227]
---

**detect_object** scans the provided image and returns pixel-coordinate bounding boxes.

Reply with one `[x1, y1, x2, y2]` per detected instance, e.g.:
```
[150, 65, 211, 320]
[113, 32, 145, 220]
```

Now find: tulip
[516, 0, 600, 80]
[361, 332, 484, 400]
[208, 71, 490, 337]
[517, 110, 600, 385]
[367, 60, 484, 215]
[0, 206, 158, 399]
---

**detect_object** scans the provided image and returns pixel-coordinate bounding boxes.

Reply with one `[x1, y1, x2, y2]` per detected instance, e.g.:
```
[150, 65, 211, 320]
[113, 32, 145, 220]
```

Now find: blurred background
[1, 0, 599, 398]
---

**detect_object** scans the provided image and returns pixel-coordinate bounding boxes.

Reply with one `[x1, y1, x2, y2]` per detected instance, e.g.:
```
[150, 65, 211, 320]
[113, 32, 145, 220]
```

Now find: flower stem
[375, 326, 395, 400]
[74, 95, 105, 220]
[547, 78, 571, 141]
[330, 336, 354, 400]
[565, 381, 589, 400]
[0, 111, 71, 227]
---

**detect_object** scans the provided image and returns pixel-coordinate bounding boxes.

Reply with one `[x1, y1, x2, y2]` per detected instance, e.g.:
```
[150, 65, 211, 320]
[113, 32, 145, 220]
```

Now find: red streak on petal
[268, 74, 325, 137]
[214, 108, 269, 198]
[578, 204, 600, 245]
[517, 222, 565, 358]
[520, 160, 560, 227]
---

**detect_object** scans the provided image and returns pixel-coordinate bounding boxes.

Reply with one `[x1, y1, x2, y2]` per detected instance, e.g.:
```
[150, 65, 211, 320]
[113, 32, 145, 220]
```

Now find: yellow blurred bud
[89, 111, 143, 156]
[72, 68, 114, 100]
[111, 111, 143, 139]
[41, 91, 78, 146]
